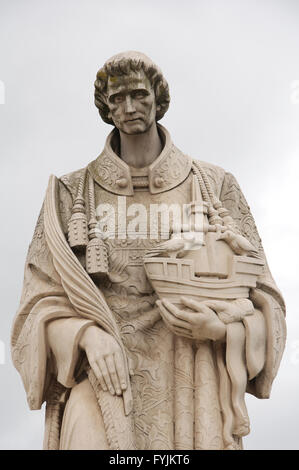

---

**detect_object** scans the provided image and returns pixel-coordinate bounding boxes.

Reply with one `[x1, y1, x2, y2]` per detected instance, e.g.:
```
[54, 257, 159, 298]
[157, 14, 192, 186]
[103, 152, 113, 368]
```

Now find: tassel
[207, 205, 223, 226]
[86, 219, 109, 279]
[68, 170, 88, 250]
[86, 174, 109, 279]
[217, 206, 235, 230]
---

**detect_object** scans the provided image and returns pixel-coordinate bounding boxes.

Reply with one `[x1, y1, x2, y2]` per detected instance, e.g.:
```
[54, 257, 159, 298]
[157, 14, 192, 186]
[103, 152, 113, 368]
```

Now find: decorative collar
[87, 124, 192, 196]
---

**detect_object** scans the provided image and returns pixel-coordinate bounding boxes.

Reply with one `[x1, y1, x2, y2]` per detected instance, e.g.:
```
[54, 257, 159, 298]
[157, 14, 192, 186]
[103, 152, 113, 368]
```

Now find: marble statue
[11, 51, 286, 450]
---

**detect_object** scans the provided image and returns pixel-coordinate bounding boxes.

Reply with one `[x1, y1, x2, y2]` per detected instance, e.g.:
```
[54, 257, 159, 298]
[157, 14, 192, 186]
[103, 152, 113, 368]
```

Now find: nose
[124, 95, 136, 114]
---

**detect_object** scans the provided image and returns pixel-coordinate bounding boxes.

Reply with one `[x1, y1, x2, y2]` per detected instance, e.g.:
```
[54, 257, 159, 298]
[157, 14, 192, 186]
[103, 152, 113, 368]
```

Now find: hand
[202, 299, 254, 324]
[79, 325, 127, 396]
[156, 297, 226, 342]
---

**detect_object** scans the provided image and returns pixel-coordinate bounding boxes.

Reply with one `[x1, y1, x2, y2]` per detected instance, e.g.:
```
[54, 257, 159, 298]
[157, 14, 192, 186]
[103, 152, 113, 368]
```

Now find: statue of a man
[11, 51, 286, 450]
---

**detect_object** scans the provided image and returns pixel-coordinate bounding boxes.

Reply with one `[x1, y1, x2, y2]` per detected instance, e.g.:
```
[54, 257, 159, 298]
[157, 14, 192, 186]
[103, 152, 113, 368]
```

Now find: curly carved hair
[94, 51, 170, 125]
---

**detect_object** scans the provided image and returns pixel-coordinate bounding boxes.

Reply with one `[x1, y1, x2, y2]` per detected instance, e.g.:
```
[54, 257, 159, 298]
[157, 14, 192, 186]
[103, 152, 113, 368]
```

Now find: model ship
[144, 170, 264, 306]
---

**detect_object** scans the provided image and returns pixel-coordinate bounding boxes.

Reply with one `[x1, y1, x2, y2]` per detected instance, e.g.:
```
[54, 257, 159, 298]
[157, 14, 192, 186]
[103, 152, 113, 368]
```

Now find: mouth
[125, 118, 143, 123]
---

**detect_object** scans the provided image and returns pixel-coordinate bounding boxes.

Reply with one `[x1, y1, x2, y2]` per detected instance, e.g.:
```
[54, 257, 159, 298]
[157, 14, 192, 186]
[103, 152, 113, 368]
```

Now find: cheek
[109, 104, 117, 113]
[109, 106, 122, 119]
[108, 103, 121, 114]
[140, 98, 156, 114]
[148, 101, 157, 119]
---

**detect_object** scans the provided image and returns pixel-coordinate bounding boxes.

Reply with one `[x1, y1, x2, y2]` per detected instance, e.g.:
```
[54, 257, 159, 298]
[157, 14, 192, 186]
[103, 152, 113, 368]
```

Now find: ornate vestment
[11, 125, 286, 450]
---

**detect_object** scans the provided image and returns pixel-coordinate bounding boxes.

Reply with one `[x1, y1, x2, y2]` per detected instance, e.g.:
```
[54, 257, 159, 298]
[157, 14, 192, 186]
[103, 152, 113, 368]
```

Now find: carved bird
[216, 230, 259, 257]
[144, 238, 188, 259]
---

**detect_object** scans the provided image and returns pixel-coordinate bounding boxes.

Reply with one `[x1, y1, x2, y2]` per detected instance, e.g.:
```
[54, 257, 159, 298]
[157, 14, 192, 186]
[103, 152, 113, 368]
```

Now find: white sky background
[0, 0, 299, 450]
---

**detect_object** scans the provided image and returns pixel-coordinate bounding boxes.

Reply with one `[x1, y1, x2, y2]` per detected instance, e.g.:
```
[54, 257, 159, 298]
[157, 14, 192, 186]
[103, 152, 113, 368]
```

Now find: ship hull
[144, 255, 264, 304]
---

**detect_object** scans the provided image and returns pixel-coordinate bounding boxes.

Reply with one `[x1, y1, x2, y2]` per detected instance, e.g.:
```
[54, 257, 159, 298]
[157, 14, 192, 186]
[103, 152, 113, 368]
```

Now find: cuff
[46, 317, 95, 388]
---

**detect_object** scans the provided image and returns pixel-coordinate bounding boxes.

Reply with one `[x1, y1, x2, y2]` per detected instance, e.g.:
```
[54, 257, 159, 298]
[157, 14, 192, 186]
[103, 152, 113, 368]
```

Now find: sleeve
[219, 171, 286, 398]
[11, 180, 94, 409]
[46, 317, 94, 388]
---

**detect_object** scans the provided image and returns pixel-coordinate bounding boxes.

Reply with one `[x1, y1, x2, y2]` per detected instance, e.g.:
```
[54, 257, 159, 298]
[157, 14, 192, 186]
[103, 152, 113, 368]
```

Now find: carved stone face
[106, 70, 157, 135]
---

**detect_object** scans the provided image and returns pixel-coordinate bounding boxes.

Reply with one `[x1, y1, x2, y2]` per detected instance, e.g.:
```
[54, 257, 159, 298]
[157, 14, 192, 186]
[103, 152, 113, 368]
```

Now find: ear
[108, 111, 112, 119]
[156, 104, 161, 111]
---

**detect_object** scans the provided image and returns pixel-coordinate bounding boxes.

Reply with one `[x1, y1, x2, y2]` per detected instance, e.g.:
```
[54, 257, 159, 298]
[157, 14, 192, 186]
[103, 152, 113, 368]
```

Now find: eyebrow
[108, 87, 150, 98]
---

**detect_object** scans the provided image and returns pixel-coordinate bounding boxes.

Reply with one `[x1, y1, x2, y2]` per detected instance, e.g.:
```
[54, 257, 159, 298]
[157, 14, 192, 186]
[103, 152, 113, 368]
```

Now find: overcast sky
[0, 0, 299, 450]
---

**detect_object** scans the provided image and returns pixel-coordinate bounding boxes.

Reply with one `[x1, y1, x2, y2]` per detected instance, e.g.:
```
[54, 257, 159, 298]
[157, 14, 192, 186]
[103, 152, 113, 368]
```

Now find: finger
[159, 301, 191, 330]
[157, 302, 176, 332]
[161, 299, 194, 327]
[162, 299, 187, 320]
[203, 300, 229, 311]
[168, 307, 197, 324]
[90, 361, 107, 392]
[160, 304, 185, 328]
[180, 296, 203, 311]
[180, 297, 214, 315]
[98, 358, 115, 395]
[160, 298, 206, 324]
[128, 357, 135, 376]
[173, 327, 193, 338]
[105, 355, 122, 395]
[114, 350, 127, 391]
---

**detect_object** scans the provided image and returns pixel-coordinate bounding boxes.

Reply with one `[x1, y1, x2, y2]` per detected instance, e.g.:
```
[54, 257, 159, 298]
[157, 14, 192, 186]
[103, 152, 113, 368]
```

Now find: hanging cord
[88, 172, 97, 231]
[191, 161, 210, 204]
[191, 161, 223, 225]
[67, 169, 88, 250]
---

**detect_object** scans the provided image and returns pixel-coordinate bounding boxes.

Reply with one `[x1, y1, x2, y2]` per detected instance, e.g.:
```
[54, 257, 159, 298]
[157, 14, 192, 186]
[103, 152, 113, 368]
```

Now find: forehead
[107, 70, 152, 96]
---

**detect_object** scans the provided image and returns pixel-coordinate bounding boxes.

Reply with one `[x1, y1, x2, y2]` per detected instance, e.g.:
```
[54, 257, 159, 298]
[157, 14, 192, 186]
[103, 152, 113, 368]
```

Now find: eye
[111, 94, 124, 104]
[132, 90, 148, 100]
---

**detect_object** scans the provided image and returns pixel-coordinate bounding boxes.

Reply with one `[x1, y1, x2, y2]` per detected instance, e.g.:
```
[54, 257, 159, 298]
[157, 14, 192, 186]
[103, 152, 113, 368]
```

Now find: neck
[119, 123, 162, 168]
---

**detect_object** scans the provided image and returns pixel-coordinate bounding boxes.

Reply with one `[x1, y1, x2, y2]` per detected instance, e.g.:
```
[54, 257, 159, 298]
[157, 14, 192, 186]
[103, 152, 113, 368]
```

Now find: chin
[122, 124, 148, 135]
